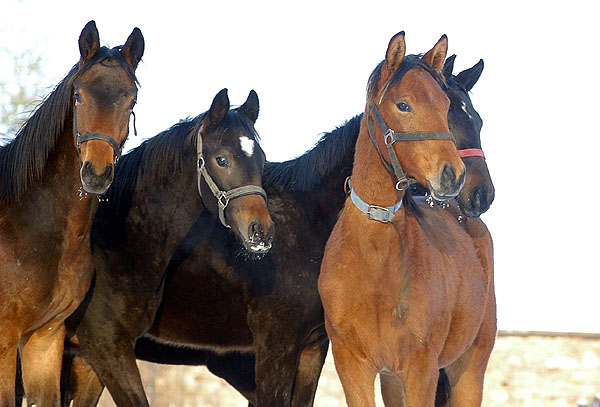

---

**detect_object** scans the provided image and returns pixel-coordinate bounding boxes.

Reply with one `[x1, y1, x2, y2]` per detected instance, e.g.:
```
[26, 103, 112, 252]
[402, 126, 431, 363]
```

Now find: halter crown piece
[196, 125, 268, 228]
[349, 101, 455, 223]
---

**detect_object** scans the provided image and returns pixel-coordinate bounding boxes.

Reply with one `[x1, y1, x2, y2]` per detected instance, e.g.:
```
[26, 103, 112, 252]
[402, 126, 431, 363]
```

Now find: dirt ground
[95, 334, 600, 407]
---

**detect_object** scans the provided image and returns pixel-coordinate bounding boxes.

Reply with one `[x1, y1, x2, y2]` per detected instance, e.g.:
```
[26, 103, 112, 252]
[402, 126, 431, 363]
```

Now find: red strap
[458, 148, 485, 158]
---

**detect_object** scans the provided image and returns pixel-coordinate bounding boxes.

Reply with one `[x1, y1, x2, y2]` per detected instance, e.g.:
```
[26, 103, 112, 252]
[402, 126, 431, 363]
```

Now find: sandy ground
[93, 334, 600, 407]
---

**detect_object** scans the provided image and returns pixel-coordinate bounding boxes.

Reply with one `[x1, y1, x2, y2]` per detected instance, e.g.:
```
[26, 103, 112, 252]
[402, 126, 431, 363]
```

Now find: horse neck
[121, 147, 203, 261]
[18, 122, 97, 228]
[349, 116, 405, 208]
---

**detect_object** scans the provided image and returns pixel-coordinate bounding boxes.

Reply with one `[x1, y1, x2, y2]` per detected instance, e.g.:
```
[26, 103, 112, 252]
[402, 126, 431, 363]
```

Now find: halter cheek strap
[196, 126, 268, 229]
[367, 101, 456, 191]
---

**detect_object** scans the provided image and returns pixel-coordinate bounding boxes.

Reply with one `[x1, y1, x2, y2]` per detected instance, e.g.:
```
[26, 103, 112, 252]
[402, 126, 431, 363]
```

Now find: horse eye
[396, 101, 412, 112]
[74, 92, 82, 104]
[215, 156, 230, 168]
[129, 99, 137, 110]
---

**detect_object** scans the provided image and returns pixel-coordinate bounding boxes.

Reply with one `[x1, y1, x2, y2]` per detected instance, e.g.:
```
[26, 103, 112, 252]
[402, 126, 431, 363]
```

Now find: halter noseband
[458, 148, 485, 158]
[196, 126, 268, 229]
[73, 104, 137, 162]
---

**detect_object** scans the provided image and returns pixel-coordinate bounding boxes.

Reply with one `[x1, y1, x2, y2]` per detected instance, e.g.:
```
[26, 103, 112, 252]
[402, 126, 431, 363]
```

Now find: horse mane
[263, 114, 362, 192]
[101, 108, 260, 217]
[0, 46, 139, 203]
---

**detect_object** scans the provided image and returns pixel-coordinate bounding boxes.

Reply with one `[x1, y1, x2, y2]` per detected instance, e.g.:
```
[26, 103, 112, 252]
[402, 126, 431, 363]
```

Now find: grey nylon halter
[73, 104, 137, 162]
[349, 101, 455, 223]
[196, 126, 268, 229]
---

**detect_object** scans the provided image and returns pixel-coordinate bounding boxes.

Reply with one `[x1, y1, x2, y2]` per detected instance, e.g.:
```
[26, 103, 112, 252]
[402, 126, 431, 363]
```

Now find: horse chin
[80, 180, 111, 195]
[428, 188, 458, 203]
[242, 239, 272, 256]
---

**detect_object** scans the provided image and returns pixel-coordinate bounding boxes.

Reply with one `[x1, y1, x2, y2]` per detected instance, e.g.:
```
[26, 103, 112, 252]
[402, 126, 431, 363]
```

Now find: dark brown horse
[62, 89, 273, 407]
[318, 32, 496, 406]
[91, 55, 495, 407]
[441, 55, 494, 217]
[0, 21, 143, 407]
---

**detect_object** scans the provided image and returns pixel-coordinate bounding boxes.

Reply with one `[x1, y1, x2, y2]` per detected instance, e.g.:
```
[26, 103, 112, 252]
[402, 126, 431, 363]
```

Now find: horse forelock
[367, 55, 438, 105]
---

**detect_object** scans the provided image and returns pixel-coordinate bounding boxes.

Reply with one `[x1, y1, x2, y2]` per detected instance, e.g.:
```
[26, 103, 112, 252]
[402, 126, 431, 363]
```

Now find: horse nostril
[82, 161, 93, 173]
[470, 186, 483, 210]
[248, 221, 264, 243]
[102, 163, 114, 179]
[440, 164, 456, 188]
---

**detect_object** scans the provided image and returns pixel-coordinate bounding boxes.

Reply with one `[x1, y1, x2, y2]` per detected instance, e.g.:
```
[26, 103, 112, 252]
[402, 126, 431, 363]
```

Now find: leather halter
[458, 148, 485, 158]
[196, 126, 268, 229]
[349, 101, 455, 223]
[73, 104, 136, 162]
[366, 101, 455, 191]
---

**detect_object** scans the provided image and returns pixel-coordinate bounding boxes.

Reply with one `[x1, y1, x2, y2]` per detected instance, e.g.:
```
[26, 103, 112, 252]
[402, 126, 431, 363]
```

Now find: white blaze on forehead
[240, 136, 255, 157]
[461, 101, 474, 121]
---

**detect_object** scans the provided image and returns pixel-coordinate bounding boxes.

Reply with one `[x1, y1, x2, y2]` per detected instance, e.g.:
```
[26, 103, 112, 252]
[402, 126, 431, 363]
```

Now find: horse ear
[238, 90, 259, 123]
[442, 54, 456, 81]
[456, 59, 484, 91]
[122, 27, 145, 69]
[382, 31, 406, 83]
[79, 20, 100, 65]
[421, 34, 448, 73]
[204, 88, 230, 129]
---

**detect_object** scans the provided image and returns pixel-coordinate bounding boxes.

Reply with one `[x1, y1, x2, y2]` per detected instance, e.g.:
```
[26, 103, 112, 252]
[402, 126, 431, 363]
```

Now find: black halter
[196, 126, 268, 229]
[73, 104, 137, 162]
[366, 101, 455, 191]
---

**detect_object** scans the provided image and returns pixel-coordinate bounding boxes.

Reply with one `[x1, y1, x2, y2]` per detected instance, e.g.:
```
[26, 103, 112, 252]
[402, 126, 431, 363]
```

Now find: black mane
[263, 114, 362, 192]
[0, 46, 139, 203]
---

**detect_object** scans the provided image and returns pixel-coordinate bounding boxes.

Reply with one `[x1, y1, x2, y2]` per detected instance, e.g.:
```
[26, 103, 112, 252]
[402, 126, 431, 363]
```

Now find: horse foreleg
[443, 291, 496, 407]
[20, 324, 66, 407]
[76, 338, 149, 407]
[327, 326, 377, 407]
[291, 331, 329, 407]
[63, 355, 104, 407]
[0, 338, 18, 407]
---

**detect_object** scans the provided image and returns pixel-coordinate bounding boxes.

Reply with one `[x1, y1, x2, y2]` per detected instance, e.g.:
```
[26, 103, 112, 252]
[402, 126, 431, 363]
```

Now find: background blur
[2, 0, 599, 405]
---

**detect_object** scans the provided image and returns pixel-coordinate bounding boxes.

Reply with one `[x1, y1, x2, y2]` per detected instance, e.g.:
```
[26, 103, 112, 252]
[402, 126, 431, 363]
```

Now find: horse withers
[318, 32, 496, 407]
[0, 21, 143, 407]
[62, 89, 273, 407]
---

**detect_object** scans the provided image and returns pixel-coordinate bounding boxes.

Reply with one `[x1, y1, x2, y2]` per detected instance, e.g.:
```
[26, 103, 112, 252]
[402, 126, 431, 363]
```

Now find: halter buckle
[384, 129, 395, 146]
[216, 191, 230, 209]
[197, 156, 205, 170]
[366, 205, 391, 223]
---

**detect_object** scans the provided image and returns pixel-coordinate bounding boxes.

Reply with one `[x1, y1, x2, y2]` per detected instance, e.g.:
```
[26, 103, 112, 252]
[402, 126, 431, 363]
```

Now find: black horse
[125, 57, 494, 407]
[62, 89, 273, 407]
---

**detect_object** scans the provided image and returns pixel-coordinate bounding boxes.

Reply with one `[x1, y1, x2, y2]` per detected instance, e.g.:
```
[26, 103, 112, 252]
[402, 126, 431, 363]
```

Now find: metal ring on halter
[384, 129, 395, 146]
[396, 179, 410, 191]
[216, 191, 230, 210]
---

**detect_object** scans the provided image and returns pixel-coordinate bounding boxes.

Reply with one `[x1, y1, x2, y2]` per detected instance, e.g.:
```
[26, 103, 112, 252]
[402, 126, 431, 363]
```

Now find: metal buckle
[366, 205, 391, 223]
[197, 156, 205, 170]
[384, 129, 395, 146]
[216, 191, 230, 209]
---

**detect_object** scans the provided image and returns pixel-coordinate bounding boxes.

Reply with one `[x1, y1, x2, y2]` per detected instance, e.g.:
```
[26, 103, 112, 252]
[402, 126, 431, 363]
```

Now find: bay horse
[120, 56, 493, 406]
[62, 88, 273, 407]
[318, 31, 496, 407]
[0, 21, 143, 407]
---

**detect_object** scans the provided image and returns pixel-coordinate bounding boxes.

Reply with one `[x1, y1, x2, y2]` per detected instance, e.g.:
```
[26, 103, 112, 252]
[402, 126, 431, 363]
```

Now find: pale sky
[1, 0, 598, 333]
